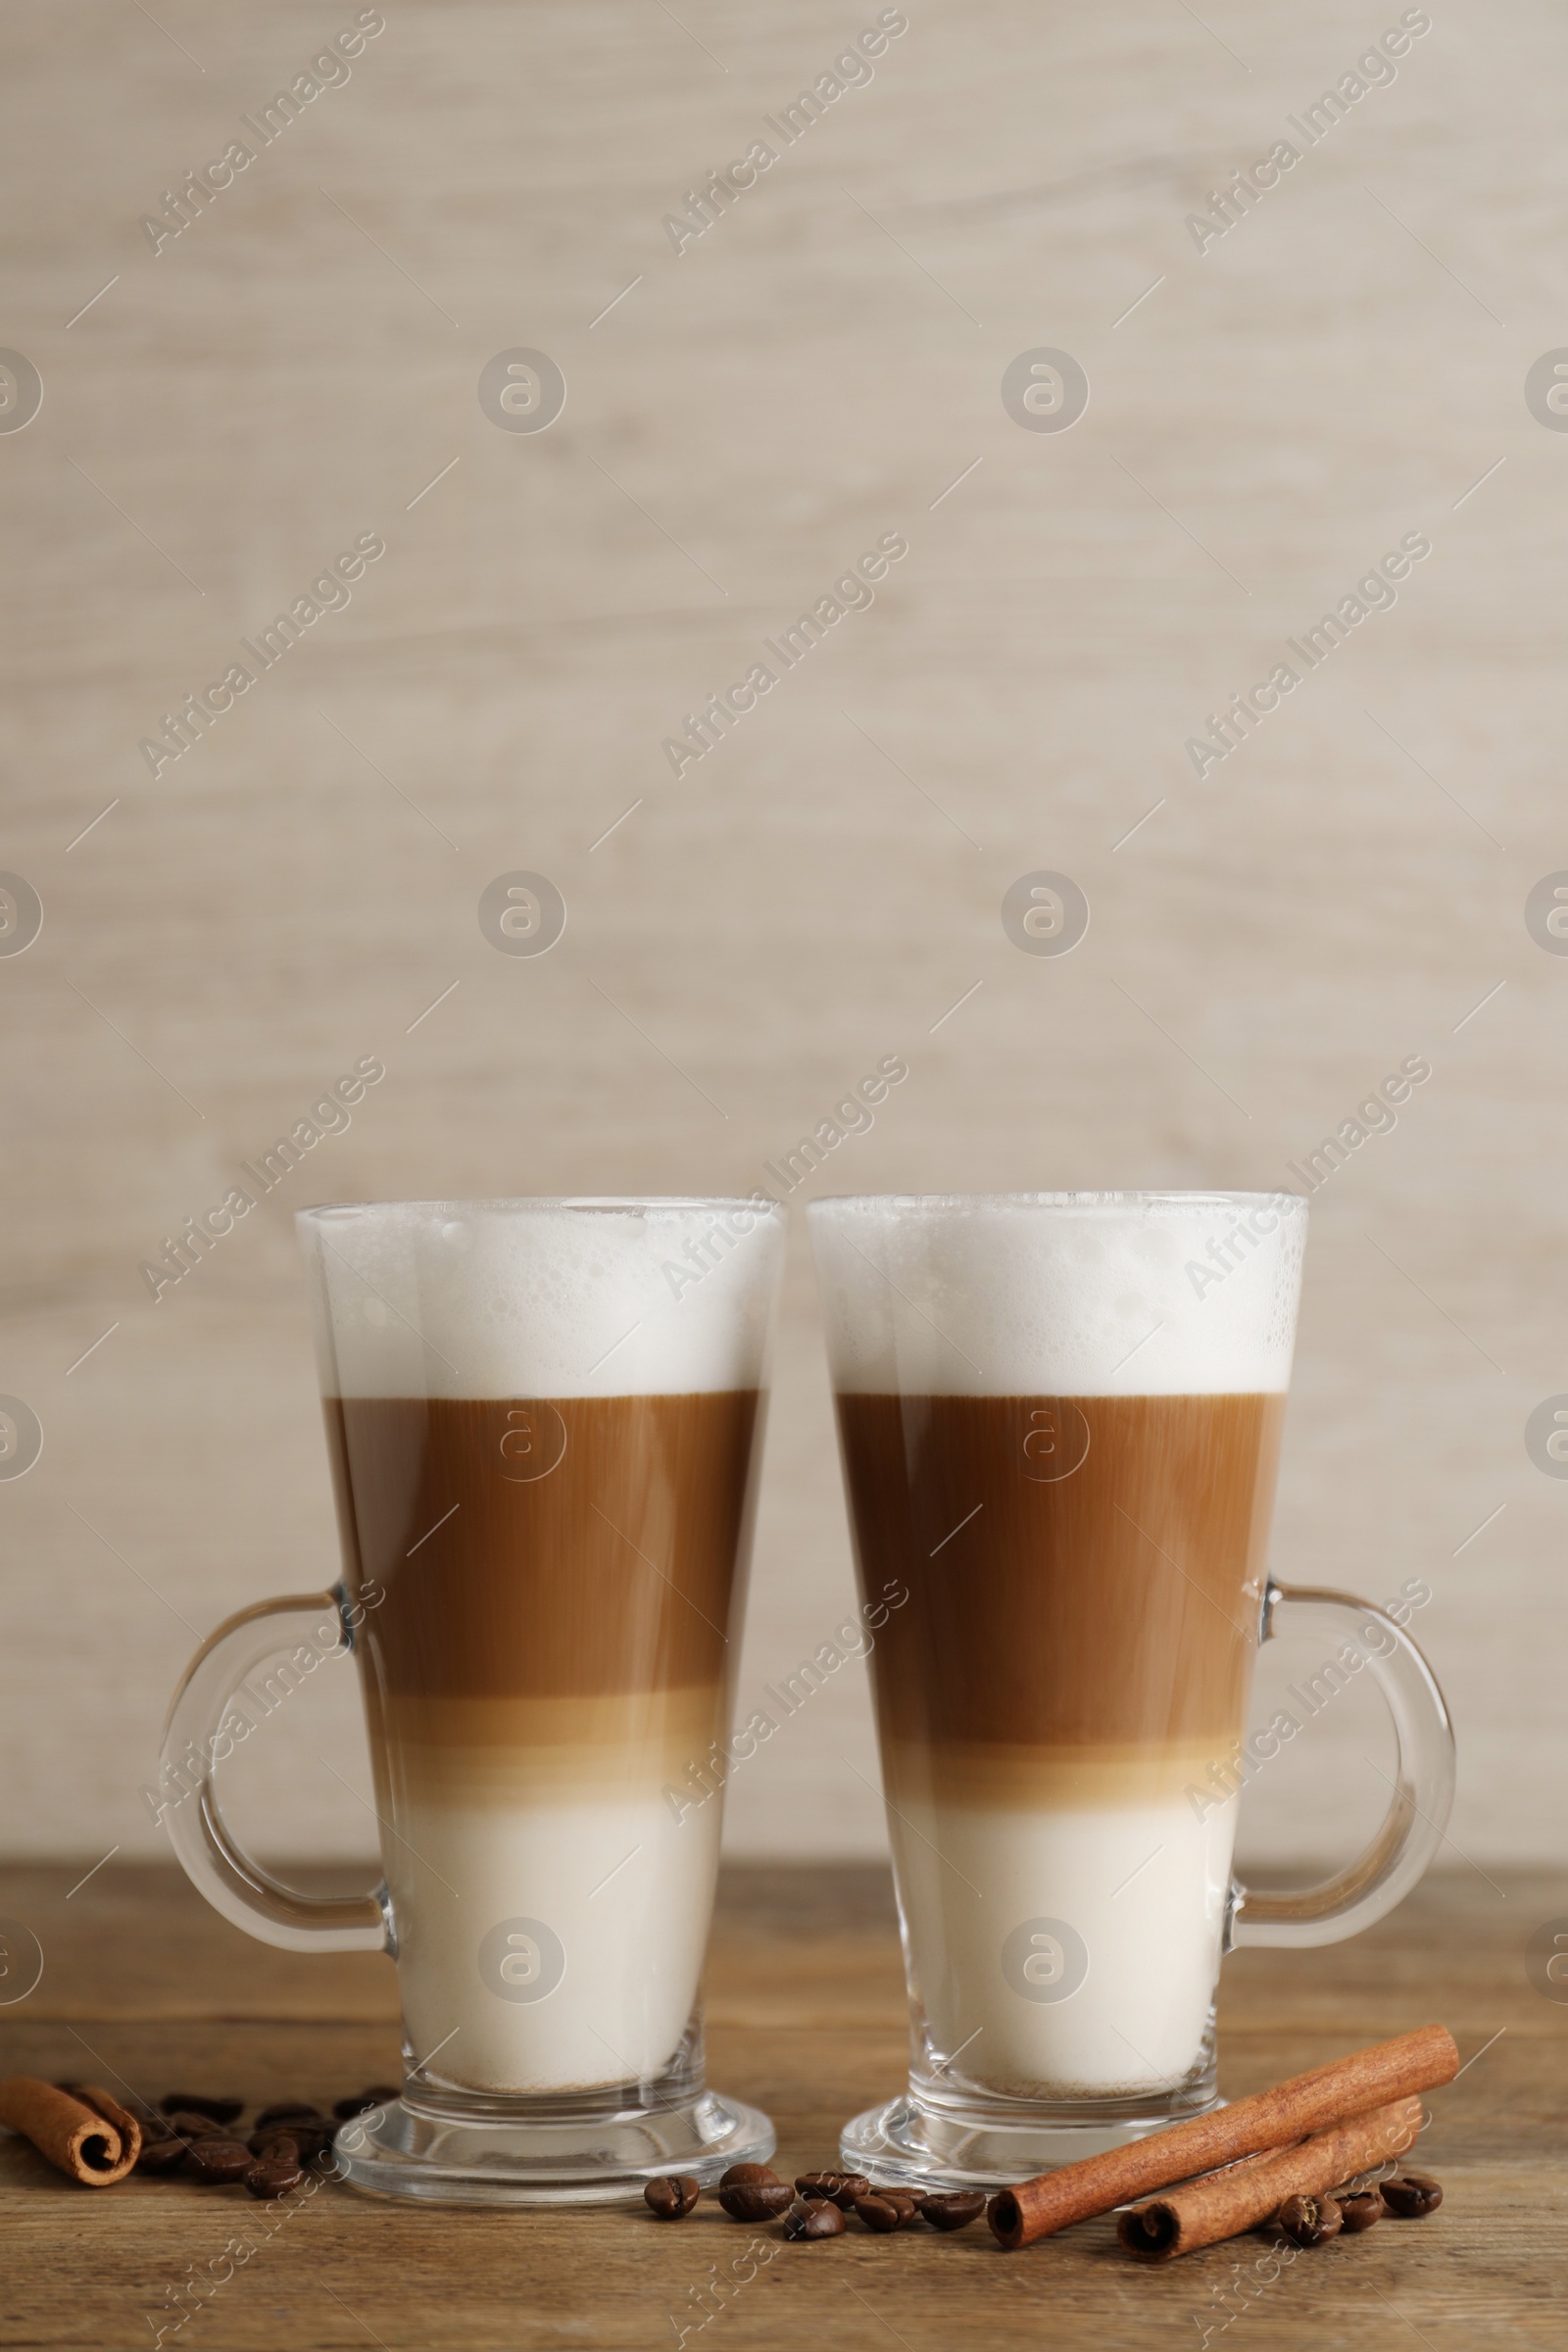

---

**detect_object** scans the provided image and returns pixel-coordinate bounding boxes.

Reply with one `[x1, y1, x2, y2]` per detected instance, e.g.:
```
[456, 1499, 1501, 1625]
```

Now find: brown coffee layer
[323, 1392, 762, 1700]
[833, 1392, 1285, 1751]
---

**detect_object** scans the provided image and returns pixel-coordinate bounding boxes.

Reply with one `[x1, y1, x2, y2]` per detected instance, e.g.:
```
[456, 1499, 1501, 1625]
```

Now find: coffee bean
[183, 2136, 256, 2185]
[245, 2139, 304, 2201]
[920, 2190, 987, 2232]
[644, 2175, 701, 2220]
[250, 2120, 332, 2165]
[165, 2110, 224, 2140]
[133, 2125, 189, 2176]
[796, 2171, 871, 2210]
[252, 2105, 329, 2158]
[877, 2191, 923, 2228]
[333, 2087, 399, 2121]
[160, 2093, 244, 2126]
[782, 2198, 846, 2240]
[1339, 2190, 1384, 2233]
[1381, 2174, 1443, 2219]
[853, 2195, 911, 2233]
[1276, 2194, 1343, 2248]
[718, 2180, 795, 2222]
[718, 2162, 780, 2189]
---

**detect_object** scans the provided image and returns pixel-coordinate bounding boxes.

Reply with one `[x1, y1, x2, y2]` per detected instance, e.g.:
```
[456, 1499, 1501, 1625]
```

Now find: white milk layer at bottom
[890, 1795, 1237, 2097]
[385, 1792, 721, 2095]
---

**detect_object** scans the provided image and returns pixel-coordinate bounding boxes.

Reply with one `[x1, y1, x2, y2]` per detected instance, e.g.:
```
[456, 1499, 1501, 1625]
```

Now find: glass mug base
[841, 2053, 1220, 2190]
[334, 2078, 775, 2208]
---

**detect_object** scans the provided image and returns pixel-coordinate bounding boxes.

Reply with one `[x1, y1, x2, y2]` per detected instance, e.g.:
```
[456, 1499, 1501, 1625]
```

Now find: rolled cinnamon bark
[988, 2024, 1456, 2249]
[0, 2076, 142, 2185]
[1117, 2095, 1423, 2258]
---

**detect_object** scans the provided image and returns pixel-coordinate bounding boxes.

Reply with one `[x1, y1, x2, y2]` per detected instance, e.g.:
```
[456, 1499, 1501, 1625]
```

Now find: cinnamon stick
[0, 2076, 142, 2185]
[988, 2023, 1456, 2249]
[1117, 2094, 1423, 2259]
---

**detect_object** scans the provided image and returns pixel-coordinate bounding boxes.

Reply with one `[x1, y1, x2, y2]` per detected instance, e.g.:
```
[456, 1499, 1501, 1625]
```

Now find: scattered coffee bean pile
[123, 2087, 398, 2202]
[645, 2159, 1444, 2252]
[643, 2161, 988, 2243]
[1275, 2173, 1443, 2249]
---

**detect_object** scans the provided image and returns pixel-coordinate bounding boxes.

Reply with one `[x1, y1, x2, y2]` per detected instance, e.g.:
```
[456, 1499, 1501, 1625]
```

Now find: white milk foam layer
[299, 1199, 784, 1399]
[892, 1797, 1235, 2096]
[389, 1791, 721, 2094]
[808, 1192, 1305, 1396]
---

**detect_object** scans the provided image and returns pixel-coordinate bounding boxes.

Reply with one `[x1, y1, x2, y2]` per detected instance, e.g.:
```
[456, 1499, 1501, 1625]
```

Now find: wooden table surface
[1, 1862, 1562, 2350]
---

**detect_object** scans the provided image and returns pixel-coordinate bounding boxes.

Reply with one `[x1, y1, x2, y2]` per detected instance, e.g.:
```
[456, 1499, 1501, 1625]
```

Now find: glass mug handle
[1228, 1582, 1455, 1949]
[158, 1587, 391, 1953]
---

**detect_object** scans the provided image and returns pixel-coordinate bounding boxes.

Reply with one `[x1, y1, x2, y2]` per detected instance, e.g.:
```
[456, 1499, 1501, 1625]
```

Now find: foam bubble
[298, 1199, 784, 1399]
[807, 1192, 1305, 1396]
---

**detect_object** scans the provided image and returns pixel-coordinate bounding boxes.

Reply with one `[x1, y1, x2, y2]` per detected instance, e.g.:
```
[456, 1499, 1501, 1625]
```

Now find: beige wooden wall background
[3, 0, 1565, 1878]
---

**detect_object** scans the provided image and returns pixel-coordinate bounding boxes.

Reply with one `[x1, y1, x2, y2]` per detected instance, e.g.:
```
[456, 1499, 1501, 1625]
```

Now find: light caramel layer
[881, 1738, 1231, 1812]
[370, 1683, 725, 1806]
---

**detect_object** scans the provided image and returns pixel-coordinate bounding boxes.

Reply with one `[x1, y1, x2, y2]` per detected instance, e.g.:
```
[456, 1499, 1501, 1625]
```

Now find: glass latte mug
[160, 1198, 784, 2204]
[807, 1192, 1455, 2188]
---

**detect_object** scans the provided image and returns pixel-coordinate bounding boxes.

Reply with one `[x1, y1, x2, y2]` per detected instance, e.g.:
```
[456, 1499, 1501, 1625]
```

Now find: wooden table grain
[1, 1863, 1562, 2350]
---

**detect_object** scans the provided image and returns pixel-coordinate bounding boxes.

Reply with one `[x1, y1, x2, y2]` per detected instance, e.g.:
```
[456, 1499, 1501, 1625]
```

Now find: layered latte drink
[808, 1192, 1305, 2157]
[301, 1200, 783, 2110]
